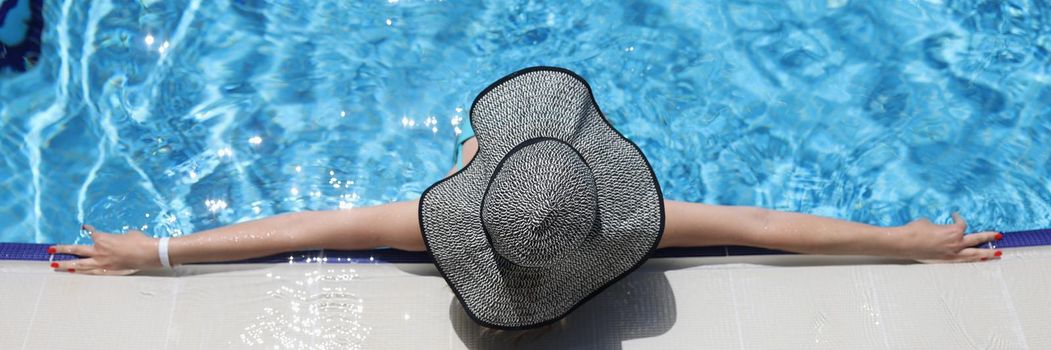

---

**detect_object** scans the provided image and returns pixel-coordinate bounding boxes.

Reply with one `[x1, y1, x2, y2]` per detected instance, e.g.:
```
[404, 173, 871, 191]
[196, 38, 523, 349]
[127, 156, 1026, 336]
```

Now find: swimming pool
[1, 0, 1049, 245]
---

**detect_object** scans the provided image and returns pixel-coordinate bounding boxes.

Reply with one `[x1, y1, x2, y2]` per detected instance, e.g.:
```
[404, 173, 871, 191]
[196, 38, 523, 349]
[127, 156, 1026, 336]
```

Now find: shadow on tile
[449, 271, 676, 349]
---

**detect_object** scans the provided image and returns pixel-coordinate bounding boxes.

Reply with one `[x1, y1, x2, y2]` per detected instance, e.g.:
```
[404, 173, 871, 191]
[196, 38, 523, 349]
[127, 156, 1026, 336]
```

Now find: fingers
[49, 223, 108, 257]
[49, 258, 138, 275]
[51, 258, 99, 272]
[84, 224, 117, 241]
[87, 226, 115, 241]
[951, 212, 967, 230]
[100, 269, 140, 276]
[954, 247, 1002, 263]
[962, 231, 1003, 248]
[49, 244, 96, 257]
[75, 268, 140, 276]
[47, 224, 140, 276]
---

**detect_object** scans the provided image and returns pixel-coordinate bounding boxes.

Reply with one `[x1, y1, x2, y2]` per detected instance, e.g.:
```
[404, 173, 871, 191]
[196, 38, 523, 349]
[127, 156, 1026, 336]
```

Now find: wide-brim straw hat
[419, 66, 665, 330]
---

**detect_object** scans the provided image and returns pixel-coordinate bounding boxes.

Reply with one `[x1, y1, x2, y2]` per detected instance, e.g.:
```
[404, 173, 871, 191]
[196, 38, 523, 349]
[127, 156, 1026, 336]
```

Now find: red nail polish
[995, 233, 1003, 241]
[980, 257, 988, 261]
[995, 251, 1003, 257]
[67, 268, 75, 273]
[50, 262, 58, 268]
[47, 247, 56, 254]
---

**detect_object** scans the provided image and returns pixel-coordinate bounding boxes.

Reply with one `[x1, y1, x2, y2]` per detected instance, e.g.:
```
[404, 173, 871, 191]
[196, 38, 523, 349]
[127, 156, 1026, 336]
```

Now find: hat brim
[418, 67, 665, 330]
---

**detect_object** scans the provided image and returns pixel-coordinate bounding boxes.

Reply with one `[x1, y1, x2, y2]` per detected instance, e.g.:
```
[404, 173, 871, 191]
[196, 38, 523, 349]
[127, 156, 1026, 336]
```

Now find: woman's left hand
[46, 224, 160, 275]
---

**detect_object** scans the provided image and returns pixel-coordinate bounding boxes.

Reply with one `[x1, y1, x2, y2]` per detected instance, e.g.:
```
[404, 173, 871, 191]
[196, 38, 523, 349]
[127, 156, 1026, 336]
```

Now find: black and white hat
[419, 66, 665, 330]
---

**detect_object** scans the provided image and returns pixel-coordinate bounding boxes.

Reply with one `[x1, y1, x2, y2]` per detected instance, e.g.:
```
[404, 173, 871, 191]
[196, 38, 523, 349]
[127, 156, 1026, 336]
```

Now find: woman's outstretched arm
[164, 200, 426, 264]
[658, 200, 1003, 262]
[48, 138, 483, 276]
[48, 200, 425, 275]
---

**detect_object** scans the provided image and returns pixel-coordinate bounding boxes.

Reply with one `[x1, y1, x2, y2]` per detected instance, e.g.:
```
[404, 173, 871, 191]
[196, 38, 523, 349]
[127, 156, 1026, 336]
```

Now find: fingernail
[995, 250, 1003, 257]
[67, 268, 75, 273]
[81, 224, 86, 230]
[47, 247, 56, 254]
[50, 262, 58, 268]
[995, 233, 1003, 241]
[980, 257, 988, 261]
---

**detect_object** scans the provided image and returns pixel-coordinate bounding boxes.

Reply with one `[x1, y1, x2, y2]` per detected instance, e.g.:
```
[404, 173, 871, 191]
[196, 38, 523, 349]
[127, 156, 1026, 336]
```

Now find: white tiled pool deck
[2, 248, 1049, 349]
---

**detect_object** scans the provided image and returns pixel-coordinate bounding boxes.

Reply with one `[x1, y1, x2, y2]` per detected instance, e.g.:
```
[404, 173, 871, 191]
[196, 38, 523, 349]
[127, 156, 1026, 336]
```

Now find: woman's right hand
[48, 224, 161, 275]
[901, 213, 1003, 263]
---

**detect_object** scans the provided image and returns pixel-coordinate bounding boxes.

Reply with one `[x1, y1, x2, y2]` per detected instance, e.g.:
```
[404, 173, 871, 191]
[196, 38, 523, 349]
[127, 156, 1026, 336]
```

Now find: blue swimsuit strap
[454, 123, 476, 170]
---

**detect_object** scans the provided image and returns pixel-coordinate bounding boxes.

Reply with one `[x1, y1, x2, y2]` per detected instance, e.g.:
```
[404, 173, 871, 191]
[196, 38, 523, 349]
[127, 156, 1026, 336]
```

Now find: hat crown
[481, 138, 597, 269]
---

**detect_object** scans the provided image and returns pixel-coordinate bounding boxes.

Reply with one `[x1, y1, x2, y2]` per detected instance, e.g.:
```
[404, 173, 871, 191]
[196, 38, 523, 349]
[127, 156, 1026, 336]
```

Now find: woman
[47, 67, 1002, 330]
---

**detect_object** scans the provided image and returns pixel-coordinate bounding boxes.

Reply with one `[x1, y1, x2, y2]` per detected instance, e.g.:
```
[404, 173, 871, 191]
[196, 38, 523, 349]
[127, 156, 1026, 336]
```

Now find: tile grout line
[726, 269, 746, 350]
[865, 267, 892, 350]
[19, 273, 49, 350]
[311, 250, 324, 349]
[996, 261, 1030, 350]
[163, 271, 182, 350]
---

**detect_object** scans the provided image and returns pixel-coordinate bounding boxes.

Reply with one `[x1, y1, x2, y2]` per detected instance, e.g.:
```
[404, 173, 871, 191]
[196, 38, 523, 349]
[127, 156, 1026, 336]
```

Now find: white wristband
[158, 237, 172, 268]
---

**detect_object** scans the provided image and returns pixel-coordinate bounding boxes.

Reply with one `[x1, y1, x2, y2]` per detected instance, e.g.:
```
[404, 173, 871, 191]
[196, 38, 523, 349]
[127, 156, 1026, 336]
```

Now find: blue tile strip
[1, 228, 1047, 264]
[989, 228, 1051, 249]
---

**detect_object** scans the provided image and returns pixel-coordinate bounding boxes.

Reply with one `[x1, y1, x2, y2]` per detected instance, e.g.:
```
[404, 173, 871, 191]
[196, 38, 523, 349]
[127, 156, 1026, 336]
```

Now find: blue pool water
[1, 0, 1049, 244]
